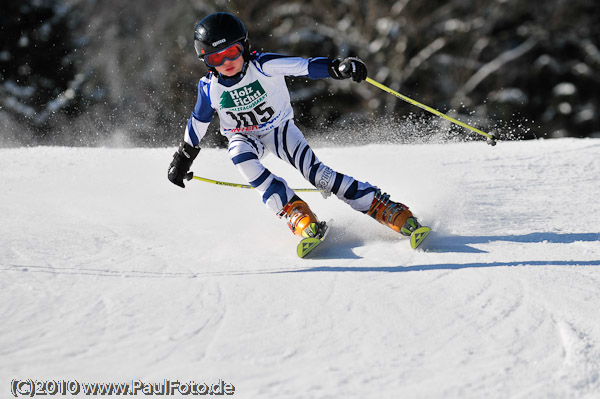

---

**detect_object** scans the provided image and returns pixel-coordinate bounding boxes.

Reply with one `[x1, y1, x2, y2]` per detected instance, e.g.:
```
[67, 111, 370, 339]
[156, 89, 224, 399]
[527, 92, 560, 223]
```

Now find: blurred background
[1, 0, 599, 147]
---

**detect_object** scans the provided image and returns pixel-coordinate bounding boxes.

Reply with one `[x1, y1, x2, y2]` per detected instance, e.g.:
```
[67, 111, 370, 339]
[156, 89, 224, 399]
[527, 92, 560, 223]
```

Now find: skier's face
[215, 56, 244, 76]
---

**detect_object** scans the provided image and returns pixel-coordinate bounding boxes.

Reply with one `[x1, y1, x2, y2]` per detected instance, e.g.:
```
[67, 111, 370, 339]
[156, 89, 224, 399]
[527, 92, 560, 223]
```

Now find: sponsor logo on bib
[220, 81, 267, 111]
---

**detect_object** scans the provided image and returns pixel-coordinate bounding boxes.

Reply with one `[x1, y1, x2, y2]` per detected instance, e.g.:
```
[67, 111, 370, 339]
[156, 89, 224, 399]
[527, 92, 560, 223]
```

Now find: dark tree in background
[1, 0, 599, 147]
[0, 0, 86, 144]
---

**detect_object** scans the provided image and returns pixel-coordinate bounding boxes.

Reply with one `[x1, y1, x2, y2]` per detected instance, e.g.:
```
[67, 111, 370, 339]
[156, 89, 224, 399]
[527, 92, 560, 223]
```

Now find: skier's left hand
[329, 57, 368, 82]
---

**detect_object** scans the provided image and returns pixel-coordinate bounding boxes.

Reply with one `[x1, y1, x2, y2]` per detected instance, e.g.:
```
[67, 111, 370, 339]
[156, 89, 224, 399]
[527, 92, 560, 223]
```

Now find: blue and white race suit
[183, 51, 377, 215]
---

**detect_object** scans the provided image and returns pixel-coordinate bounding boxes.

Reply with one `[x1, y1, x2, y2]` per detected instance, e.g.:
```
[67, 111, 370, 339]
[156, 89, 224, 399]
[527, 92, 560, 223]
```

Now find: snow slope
[1, 138, 600, 398]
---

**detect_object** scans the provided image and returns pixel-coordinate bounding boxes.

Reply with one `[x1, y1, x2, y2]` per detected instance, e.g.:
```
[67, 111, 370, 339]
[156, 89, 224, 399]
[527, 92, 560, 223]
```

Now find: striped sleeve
[184, 76, 214, 146]
[254, 52, 332, 79]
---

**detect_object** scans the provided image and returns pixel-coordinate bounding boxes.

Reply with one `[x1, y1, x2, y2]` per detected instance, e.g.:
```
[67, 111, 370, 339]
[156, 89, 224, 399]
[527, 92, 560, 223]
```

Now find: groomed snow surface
[2, 138, 600, 398]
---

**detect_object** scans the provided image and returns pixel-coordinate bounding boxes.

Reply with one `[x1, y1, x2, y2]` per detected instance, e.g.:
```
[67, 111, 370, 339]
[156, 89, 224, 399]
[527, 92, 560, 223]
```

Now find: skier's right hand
[168, 141, 200, 188]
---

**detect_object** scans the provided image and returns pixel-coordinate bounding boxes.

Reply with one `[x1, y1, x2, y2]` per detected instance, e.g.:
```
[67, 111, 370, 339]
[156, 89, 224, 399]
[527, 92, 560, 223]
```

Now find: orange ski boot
[366, 190, 421, 236]
[279, 195, 321, 238]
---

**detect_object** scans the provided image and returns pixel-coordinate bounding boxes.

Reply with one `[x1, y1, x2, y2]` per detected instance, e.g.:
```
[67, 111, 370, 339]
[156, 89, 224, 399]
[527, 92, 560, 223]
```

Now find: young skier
[168, 12, 427, 254]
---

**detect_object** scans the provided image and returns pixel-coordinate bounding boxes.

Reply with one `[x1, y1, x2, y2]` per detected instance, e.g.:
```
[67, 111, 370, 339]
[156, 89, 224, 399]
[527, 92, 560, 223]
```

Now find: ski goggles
[204, 42, 244, 67]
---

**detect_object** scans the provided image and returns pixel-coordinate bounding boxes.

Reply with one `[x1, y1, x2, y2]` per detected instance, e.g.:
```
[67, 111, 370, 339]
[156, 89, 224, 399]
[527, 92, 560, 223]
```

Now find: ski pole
[365, 77, 498, 146]
[185, 172, 324, 192]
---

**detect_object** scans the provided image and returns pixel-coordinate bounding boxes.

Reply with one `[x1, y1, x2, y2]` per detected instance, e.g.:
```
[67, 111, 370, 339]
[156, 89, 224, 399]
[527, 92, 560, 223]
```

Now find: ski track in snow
[1, 139, 600, 398]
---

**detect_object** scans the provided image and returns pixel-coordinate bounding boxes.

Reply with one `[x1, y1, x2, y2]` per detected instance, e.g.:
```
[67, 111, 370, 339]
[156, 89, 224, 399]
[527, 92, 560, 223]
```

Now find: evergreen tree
[0, 0, 84, 140]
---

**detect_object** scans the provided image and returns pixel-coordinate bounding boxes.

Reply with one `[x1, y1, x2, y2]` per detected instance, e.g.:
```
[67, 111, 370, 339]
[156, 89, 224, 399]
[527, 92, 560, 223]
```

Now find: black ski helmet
[194, 12, 249, 70]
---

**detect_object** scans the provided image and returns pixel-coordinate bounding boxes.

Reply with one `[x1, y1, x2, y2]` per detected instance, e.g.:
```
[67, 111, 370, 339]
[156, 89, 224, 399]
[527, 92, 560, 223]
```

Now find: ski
[410, 226, 431, 250]
[297, 221, 330, 258]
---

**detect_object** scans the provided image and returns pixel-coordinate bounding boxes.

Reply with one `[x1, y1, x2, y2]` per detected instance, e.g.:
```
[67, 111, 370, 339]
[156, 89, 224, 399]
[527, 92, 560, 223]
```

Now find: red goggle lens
[204, 43, 244, 67]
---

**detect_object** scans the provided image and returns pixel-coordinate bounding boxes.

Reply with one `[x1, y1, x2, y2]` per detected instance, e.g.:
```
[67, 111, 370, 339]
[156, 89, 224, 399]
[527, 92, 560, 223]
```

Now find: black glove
[328, 57, 368, 82]
[168, 141, 200, 188]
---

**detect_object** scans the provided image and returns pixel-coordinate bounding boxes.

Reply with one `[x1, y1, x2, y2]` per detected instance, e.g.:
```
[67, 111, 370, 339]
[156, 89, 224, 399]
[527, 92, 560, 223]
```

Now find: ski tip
[297, 220, 332, 258]
[410, 226, 431, 250]
[297, 237, 322, 258]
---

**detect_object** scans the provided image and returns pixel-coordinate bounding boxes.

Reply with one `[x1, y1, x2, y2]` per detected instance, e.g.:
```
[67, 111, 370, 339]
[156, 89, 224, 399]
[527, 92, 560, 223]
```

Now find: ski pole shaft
[365, 77, 497, 145]
[185, 172, 323, 192]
